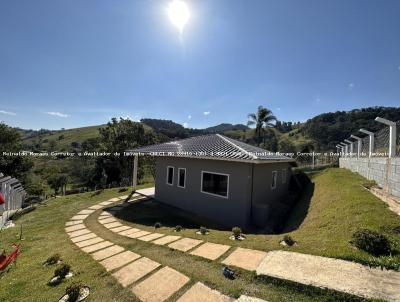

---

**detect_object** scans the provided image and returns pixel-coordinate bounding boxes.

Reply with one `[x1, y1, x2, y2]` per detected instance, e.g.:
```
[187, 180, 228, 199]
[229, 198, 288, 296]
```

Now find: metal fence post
[345, 139, 354, 157]
[350, 135, 362, 158]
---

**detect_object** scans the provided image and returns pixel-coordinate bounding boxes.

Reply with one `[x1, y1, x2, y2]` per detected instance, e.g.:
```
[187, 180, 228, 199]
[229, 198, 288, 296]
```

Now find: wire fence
[343, 120, 399, 158]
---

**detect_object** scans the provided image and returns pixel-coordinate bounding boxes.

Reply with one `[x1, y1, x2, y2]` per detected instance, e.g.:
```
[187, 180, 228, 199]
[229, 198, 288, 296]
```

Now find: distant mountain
[205, 123, 248, 133]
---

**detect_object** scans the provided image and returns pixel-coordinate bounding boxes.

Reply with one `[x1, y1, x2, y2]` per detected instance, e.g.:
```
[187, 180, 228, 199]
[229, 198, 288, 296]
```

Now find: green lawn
[116, 168, 400, 270]
[0, 168, 397, 301]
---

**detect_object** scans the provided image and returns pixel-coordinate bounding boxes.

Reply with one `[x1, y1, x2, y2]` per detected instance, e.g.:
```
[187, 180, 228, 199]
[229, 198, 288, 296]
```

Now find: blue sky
[0, 0, 399, 130]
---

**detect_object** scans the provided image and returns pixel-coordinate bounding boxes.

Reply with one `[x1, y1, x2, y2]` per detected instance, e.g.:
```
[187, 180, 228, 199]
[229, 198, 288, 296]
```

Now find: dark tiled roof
[127, 134, 294, 164]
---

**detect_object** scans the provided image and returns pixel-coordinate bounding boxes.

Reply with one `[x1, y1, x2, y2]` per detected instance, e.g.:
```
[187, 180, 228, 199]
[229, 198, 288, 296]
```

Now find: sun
[168, 0, 190, 33]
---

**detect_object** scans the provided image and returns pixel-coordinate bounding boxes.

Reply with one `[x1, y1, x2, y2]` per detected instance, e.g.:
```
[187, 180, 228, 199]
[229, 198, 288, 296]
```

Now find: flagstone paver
[66, 220, 84, 226]
[119, 195, 129, 200]
[91, 245, 125, 261]
[100, 250, 141, 272]
[71, 233, 98, 243]
[152, 235, 181, 246]
[176, 282, 233, 302]
[78, 209, 95, 215]
[109, 197, 120, 202]
[68, 228, 91, 238]
[65, 224, 86, 232]
[132, 266, 190, 302]
[71, 214, 89, 220]
[168, 238, 203, 252]
[76, 237, 104, 248]
[125, 230, 151, 238]
[110, 225, 132, 233]
[100, 211, 111, 216]
[190, 242, 231, 261]
[256, 251, 400, 302]
[222, 248, 267, 271]
[89, 204, 103, 210]
[82, 241, 113, 253]
[137, 233, 165, 242]
[118, 228, 141, 236]
[98, 215, 112, 221]
[99, 201, 114, 206]
[112, 257, 161, 287]
[99, 217, 117, 224]
[235, 296, 268, 302]
[104, 222, 123, 229]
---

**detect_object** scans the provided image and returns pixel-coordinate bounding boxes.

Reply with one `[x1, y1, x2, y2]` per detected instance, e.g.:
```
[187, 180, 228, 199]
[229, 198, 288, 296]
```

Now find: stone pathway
[256, 251, 400, 302]
[64, 192, 266, 302]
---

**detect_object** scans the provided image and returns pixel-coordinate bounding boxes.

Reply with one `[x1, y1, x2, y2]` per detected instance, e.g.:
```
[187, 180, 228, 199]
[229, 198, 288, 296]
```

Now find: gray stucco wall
[155, 157, 253, 228]
[251, 163, 292, 227]
[154, 157, 292, 229]
[339, 157, 400, 198]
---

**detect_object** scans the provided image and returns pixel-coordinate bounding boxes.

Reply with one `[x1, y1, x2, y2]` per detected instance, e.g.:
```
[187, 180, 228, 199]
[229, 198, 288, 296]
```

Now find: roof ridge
[216, 134, 258, 160]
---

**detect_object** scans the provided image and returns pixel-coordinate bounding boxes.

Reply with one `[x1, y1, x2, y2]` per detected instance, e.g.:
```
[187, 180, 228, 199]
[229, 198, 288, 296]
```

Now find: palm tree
[247, 106, 277, 145]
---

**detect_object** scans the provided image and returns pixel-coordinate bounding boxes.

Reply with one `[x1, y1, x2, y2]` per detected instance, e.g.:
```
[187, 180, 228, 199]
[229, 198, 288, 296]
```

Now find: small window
[166, 166, 174, 185]
[282, 169, 287, 184]
[271, 171, 277, 189]
[178, 168, 186, 188]
[201, 171, 229, 198]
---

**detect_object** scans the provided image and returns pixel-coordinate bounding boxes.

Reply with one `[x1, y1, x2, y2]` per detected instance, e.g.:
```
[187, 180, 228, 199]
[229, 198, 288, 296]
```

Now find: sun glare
[168, 0, 190, 33]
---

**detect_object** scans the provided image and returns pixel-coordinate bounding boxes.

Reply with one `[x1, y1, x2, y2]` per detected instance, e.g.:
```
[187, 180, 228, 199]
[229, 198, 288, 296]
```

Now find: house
[128, 134, 296, 230]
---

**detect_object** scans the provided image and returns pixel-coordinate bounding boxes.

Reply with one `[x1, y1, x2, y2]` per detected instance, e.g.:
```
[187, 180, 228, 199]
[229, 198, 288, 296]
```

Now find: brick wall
[339, 157, 400, 198]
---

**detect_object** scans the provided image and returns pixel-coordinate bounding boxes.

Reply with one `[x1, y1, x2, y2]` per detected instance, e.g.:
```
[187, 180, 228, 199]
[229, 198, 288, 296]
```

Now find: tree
[96, 118, 157, 185]
[48, 174, 68, 195]
[278, 137, 296, 153]
[247, 106, 277, 145]
[0, 123, 33, 183]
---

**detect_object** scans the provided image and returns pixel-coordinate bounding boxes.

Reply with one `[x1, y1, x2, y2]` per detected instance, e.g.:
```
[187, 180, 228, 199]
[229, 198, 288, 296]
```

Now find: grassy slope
[0, 187, 371, 302]
[117, 168, 400, 269]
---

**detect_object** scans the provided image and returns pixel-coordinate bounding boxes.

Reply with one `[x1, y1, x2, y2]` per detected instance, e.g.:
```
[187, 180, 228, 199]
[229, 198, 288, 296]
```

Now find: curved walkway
[66, 191, 400, 302]
[65, 193, 264, 302]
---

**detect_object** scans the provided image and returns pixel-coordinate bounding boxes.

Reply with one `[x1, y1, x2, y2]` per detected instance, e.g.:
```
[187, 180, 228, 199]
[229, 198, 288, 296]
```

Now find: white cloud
[0, 110, 16, 116]
[45, 111, 69, 118]
[348, 83, 355, 90]
[203, 111, 210, 116]
[183, 122, 188, 128]
[276, 107, 281, 111]
[187, 115, 192, 120]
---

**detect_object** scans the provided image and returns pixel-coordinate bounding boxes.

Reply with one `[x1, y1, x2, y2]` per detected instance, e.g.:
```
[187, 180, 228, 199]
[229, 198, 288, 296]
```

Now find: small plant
[351, 229, 391, 256]
[283, 235, 296, 246]
[362, 180, 377, 189]
[154, 222, 162, 229]
[174, 225, 183, 232]
[232, 227, 242, 239]
[199, 226, 208, 235]
[54, 263, 71, 279]
[45, 253, 61, 265]
[66, 282, 82, 302]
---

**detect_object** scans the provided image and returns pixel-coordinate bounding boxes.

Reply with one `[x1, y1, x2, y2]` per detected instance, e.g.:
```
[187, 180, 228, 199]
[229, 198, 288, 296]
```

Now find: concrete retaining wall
[339, 157, 400, 198]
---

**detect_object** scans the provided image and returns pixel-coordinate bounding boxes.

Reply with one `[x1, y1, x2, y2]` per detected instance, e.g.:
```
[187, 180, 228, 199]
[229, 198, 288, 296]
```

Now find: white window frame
[177, 168, 186, 188]
[282, 169, 287, 184]
[200, 170, 229, 199]
[166, 166, 174, 186]
[271, 170, 277, 190]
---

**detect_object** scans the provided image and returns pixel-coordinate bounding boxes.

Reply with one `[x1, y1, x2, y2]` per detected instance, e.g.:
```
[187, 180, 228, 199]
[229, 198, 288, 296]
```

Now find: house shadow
[281, 178, 315, 233]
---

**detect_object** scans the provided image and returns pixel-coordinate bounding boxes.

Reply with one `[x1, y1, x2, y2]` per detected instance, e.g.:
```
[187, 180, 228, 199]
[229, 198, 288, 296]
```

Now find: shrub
[154, 222, 162, 229]
[351, 229, 391, 256]
[66, 282, 82, 302]
[118, 187, 128, 192]
[232, 227, 242, 239]
[45, 253, 61, 265]
[283, 235, 296, 246]
[199, 226, 208, 235]
[54, 264, 71, 279]
[174, 225, 183, 232]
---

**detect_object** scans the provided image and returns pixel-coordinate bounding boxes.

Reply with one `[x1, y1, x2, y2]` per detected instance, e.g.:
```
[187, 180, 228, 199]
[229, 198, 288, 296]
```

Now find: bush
[283, 235, 296, 246]
[351, 229, 391, 256]
[118, 187, 128, 192]
[54, 264, 71, 279]
[174, 225, 183, 232]
[199, 226, 208, 235]
[232, 227, 242, 239]
[154, 222, 162, 229]
[45, 253, 61, 265]
[66, 282, 82, 302]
